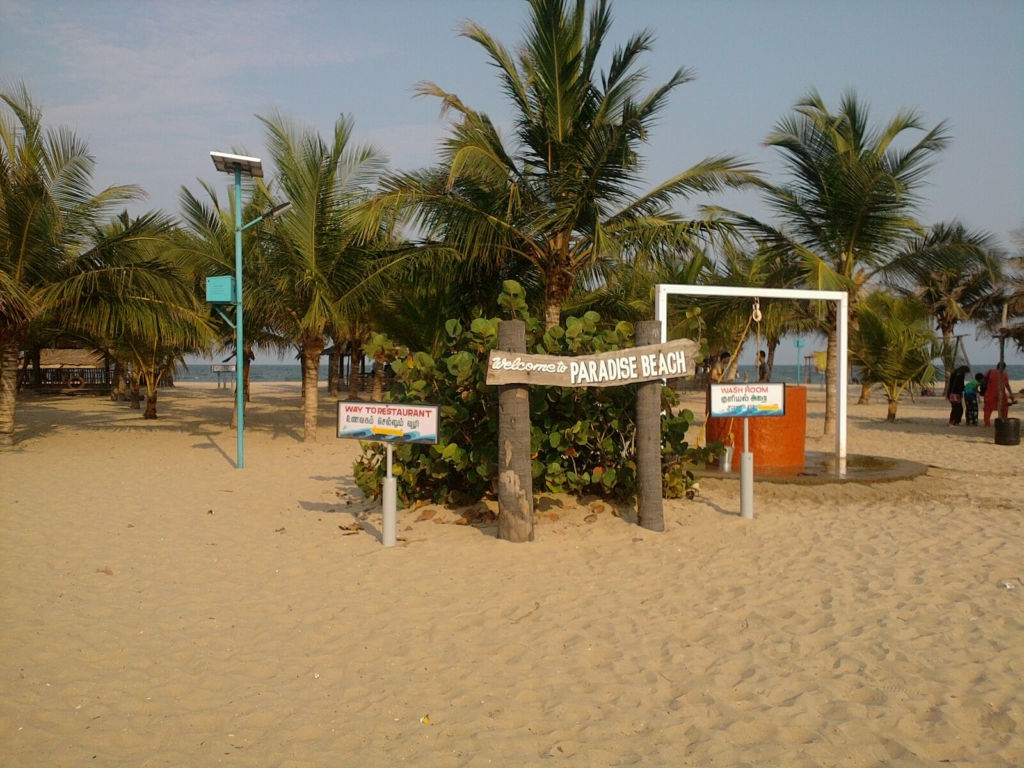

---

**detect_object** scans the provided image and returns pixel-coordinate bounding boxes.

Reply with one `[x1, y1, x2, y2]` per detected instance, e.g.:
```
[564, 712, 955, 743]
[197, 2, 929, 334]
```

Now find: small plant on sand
[851, 291, 939, 421]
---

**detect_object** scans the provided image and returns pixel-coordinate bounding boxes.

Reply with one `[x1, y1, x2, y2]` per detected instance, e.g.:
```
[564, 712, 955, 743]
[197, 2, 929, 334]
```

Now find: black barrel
[994, 418, 1020, 446]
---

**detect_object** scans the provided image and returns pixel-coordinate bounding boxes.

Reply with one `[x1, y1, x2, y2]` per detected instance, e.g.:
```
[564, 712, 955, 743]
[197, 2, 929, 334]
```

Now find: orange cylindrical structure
[706, 385, 807, 471]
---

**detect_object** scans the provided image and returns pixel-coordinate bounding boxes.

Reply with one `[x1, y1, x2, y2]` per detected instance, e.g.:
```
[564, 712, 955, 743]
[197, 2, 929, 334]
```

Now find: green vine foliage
[353, 281, 716, 507]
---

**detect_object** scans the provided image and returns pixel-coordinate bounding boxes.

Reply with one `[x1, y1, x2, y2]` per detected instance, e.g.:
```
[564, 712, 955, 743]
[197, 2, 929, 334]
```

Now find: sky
[2, 0, 1022, 365]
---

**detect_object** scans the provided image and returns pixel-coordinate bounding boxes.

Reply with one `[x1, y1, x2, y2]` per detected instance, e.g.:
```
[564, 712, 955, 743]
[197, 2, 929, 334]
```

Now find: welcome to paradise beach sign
[485, 338, 699, 387]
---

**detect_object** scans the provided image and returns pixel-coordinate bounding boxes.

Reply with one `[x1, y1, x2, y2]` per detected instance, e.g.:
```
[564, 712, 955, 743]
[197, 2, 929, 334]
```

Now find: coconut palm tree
[41, 211, 215, 418]
[850, 291, 939, 421]
[757, 90, 950, 435]
[882, 221, 1004, 389]
[0, 81, 143, 445]
[257, 110, 389, 442]
[367, 0, 758, 331]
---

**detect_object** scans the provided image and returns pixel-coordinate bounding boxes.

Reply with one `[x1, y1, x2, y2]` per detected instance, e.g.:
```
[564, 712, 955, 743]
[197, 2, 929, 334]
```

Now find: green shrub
[353, 281, 714, 506]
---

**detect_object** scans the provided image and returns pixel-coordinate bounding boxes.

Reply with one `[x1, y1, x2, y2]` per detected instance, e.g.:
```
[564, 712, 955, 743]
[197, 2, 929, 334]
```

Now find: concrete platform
[694, 451, 928, 485]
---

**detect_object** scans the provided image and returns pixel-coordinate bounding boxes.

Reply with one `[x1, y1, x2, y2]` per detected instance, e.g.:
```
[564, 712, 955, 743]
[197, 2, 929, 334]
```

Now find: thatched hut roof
[39, 349, 106, 369]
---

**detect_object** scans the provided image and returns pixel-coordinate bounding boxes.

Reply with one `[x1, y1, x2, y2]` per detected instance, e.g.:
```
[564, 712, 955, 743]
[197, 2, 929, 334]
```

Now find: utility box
[205, 276, 236, 304]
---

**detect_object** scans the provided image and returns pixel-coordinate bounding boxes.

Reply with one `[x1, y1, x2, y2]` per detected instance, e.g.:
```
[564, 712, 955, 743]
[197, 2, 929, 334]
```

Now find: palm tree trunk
[111, 359, 127, 401]
[886, 398, 898, 422]
[16, 351, 28, 393]
[129, 370, 142, 410]
[144, 387, 159, 419]
[143, 364, 160, 419]
[857, 381, 872, 404]
[243, 350, 252, 404]
[328, 350, 340, 397]
[372, 356, 384, 401]
[0, 337, 20, 447]
[941, 327, 953, 396]
[543, 269, 572, 331]
[31, 346, 41, 388]
[766, 338, 779, 381]
[302, 339, 324, 442]
[348, 339, 362, 400]
[823, 324, 837, 436]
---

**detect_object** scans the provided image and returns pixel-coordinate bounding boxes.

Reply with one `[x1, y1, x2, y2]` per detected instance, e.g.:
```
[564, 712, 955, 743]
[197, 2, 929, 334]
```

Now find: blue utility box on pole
[205, 276, 236, 304]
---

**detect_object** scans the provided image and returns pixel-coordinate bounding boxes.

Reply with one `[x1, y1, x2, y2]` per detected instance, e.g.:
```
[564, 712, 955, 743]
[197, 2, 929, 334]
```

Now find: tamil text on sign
[337, 402, 440, 444]
[485, 338, 698, 388]
[709, 383, 786, 418]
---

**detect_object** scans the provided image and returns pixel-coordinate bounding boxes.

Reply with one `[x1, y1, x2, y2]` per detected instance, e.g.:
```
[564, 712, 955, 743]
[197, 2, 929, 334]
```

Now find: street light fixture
[209, 151, 290, 468]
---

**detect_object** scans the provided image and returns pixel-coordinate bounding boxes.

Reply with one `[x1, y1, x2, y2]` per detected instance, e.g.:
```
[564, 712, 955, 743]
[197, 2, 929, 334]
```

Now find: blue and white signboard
[337, 402, 440, 444]
[710, 383, 786, 418]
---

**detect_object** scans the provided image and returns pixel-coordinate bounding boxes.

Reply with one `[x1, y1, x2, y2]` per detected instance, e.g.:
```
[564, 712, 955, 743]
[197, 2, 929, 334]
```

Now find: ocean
[174, 363, 1024, 385]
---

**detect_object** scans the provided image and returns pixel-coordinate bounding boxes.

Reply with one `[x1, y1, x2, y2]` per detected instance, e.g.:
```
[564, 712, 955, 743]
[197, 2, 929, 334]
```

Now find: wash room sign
[709, 383, 786, 417]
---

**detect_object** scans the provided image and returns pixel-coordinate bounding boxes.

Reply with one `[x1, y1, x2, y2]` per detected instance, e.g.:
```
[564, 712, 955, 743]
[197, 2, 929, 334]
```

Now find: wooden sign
[485, 338, 698, 388]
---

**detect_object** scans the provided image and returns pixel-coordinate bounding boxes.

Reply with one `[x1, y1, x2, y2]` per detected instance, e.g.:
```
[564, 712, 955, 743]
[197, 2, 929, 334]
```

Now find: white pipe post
[836, 293, 849, 474]
[382, 443, 397, 547]
[655, 285, 669, 344]
[740, 417, 754, 519]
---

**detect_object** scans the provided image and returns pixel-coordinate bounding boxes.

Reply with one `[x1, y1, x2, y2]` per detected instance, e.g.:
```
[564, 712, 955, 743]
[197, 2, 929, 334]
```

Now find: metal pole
[836, 293, 849, 474]
[740, 417, 753, 519]
[382, 443, 397, 547]
[234, 167, 244, 469]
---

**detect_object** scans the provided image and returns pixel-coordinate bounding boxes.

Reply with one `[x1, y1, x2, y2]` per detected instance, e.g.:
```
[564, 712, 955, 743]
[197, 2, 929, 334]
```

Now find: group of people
[947, 363, 1017, 427]
[709, 350, 771, 384]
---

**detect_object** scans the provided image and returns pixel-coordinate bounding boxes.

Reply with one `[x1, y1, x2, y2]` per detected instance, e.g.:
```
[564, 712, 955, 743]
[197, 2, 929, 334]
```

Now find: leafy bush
[353, 281, 713, 506]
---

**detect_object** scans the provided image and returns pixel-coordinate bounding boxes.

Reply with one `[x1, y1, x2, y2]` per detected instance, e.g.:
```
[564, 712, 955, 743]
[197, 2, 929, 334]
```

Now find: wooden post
[636, 320, 664, 531]
[497, 320, 534, 543]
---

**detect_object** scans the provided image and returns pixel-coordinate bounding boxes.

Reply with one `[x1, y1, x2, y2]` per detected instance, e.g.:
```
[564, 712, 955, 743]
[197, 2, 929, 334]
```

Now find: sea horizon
[175, 362, 1024, 385]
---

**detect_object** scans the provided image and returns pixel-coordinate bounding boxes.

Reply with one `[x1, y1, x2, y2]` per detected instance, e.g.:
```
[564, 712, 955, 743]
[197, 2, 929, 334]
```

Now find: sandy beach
[1, 381, 1021, 767]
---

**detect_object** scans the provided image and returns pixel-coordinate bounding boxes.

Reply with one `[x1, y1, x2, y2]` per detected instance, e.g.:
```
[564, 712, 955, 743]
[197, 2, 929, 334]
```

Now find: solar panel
[210, 151, 264, 178]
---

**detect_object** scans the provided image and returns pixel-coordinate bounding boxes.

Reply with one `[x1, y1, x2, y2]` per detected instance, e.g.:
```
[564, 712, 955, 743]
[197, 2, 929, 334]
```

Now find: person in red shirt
[982, 362, 1017, 426]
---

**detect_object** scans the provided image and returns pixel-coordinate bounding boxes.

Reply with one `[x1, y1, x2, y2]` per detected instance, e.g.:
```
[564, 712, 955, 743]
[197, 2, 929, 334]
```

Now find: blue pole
[234, 167, 244, 469]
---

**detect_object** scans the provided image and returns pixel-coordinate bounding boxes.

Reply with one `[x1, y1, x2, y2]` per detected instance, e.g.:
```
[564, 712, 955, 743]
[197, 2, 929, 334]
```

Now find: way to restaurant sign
[337, 402, 440, 444]
[486, 338, 699, 388]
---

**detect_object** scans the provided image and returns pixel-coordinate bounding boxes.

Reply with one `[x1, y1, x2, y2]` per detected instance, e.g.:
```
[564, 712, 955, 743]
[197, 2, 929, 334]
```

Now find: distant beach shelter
[19, 349, 111, 391]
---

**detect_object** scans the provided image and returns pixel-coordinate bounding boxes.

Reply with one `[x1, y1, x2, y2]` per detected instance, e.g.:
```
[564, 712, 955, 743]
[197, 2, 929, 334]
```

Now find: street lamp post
[209, 152, 290, 469]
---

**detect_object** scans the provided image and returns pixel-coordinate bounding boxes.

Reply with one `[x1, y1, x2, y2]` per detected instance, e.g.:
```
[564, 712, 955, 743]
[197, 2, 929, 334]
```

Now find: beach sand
[1, 381, 1021, 766]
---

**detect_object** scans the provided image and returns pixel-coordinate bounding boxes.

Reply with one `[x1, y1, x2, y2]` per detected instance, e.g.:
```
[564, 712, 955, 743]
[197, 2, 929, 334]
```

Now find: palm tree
[369, 0, 758, 331]
[758, 90, 950, 435]
[0, 81, 142, 445]
[41, 211, 215, 418]
[882, 221, 1003, 389]
[981, 225, 1023, 353]
[851, 291, 939, 421]
[257, 110, 389, 442]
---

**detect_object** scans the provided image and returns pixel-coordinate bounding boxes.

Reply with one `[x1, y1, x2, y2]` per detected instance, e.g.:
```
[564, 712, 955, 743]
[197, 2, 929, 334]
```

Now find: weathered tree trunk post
[635, 321, 664, 532]
[497, 320, 534, 543]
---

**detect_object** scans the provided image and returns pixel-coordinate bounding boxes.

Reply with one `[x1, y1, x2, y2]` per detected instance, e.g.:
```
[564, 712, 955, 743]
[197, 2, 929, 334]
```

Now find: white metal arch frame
[654, 284, 849, 470]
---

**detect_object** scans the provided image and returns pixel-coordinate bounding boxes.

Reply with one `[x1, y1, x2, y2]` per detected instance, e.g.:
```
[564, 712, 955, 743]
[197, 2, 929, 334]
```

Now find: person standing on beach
[963, 372, 982, 426]
[710, 351, 732, 383]
[947, 365, 968, 426]
[756, 350, 770, 382]
[982, 362, 1017, 426]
